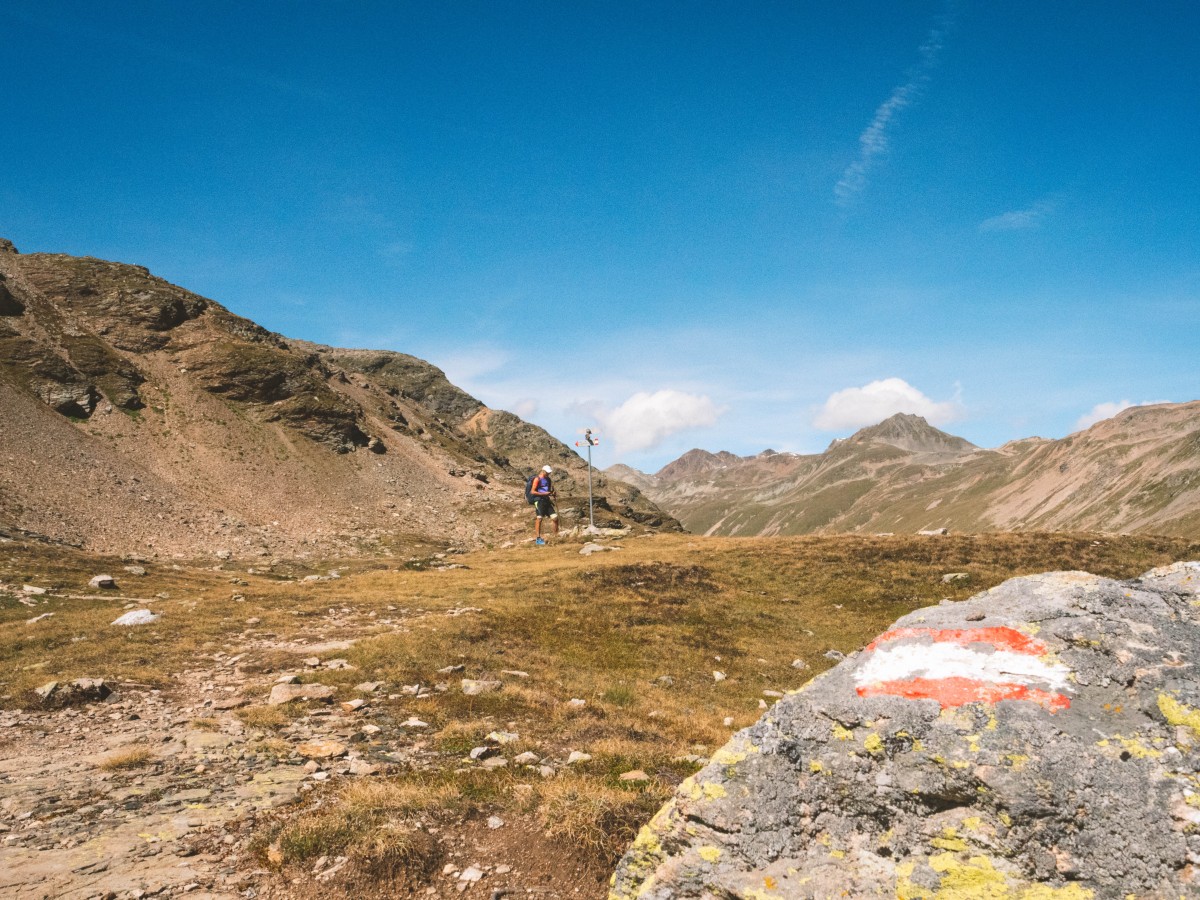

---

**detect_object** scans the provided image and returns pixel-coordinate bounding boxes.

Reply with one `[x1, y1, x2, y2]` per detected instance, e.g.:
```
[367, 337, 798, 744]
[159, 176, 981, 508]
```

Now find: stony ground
[5, 531, 1199, 900]
[0, 596, 612, 900]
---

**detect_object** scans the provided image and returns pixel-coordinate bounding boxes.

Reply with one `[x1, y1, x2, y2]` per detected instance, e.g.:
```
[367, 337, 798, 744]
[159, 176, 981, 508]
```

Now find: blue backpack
[524, 474, 537, 504]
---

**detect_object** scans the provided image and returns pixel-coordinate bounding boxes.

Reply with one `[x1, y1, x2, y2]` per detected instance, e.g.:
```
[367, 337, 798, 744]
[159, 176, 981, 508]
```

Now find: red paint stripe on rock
[856, 676, 1071, 712]
[866, 626, 1048, 656]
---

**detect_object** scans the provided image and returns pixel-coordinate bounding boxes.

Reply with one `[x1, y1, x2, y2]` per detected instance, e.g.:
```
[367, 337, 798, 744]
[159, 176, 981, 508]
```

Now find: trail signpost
[574, 428, 600, 533]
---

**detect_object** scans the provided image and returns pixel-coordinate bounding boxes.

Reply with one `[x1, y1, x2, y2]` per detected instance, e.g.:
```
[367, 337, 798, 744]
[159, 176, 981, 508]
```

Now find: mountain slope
[610, 407, 1200, 538]
[0, 239, 676, 557]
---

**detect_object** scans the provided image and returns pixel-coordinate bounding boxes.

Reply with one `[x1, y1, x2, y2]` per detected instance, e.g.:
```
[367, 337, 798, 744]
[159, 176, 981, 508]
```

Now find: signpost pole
[575, 428, 600, 534]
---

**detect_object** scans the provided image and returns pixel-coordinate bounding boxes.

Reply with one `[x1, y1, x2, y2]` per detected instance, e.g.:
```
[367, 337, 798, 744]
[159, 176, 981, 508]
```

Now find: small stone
[303, 761, 320, 774]
[462, 679, 502, 696]
[536, 765, 555, 778]
[341, 699, 366, 713]
[123, 565, 147, 576]
[487, 815, 505, 829]
[941, 572, 971, 583]
[361, 724, 382, 737]
[567, 698, 586, 708]
[303, 657, 321, 668]
[500, 669, 530, 678]
[89, 575, 117, 589]
[481, 756, 508, 769]
[791, 659, 807, 670]
[713, 671, 727, 682]
[619, 769, 650, 782]
[401, 717, 428, 728]
[459, 866, 485, 882]
[758, 699, 768, 709]
[21, 585, 47, 595]
[763, 690, 784, 698]
[469, 746, 495, 760]
[112, 609, 158, 626]
[348, 758, 380, 776]
[34, 681, 60, 701]
[514, 751, 539, 765]
[486, 730, 519, 745]
[824, 650, 845, 661]
[567, 751, 592, 765]
[437, 664, 465, 674]
[723, 716, 735, 727]
[311, 770, 330, 781]
[355, 682, 381, 693]
[297, 738, 348, 760]
[269, 682, 335, 705]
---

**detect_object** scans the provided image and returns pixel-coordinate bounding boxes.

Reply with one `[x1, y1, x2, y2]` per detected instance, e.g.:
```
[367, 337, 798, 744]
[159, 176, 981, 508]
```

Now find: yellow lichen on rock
[697, 845, 722, 863]
[1159, 693, 1200, 738]
[897, 853, 1096, 899]
[865, 733, 885, 754]
[680, 776, 727, 802]
[607, 799, 676, 900]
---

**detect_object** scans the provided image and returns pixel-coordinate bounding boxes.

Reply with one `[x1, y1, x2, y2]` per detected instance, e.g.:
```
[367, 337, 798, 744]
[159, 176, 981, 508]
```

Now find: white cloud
[511, 398, 539, 418]
[435, 346, 510, 386]
[814, 378, 964, 431]
[600, 390, 724, 453]
[979, 198, 1059, 232]
[1074, 399, 1170, 431]
[835, 14, 951, 205]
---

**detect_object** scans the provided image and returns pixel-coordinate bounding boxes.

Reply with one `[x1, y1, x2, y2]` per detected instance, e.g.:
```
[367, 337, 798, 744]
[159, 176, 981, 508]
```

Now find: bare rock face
[0, 274, 23, 315]
[612, 562, 1200, 899]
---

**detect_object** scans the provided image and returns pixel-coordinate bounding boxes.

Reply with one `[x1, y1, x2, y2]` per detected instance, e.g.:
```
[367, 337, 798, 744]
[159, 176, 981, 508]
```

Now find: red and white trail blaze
[854, 625, 1071, 712]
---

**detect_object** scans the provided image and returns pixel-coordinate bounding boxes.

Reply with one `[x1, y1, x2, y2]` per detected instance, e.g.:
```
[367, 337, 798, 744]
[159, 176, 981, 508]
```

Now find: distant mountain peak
[656, 448, 737, 481]
[843, 413, 977, 455]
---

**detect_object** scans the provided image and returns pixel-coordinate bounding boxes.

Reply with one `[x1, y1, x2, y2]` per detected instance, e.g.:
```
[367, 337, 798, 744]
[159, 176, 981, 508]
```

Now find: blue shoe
[535, 537, 546, 546]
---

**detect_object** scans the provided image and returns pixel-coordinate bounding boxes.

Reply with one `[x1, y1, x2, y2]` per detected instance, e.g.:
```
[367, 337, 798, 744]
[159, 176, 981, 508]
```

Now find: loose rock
[461, 679, 502, 696]
[111, 609, 159, 626]
[268, 683, 336, 705]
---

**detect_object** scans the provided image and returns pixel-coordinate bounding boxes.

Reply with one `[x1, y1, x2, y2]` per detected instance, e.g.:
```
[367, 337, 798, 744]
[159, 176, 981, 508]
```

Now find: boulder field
[611, 562, 1200, 899]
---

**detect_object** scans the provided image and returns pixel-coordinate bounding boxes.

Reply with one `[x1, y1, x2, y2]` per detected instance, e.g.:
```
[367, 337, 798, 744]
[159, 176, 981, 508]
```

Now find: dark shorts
[534, 497, 557, 518]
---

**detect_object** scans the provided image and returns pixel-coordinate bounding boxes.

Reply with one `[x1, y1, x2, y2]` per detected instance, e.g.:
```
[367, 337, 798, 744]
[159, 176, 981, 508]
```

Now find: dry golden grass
[237, 705, 288, 730]
[535, 775, 669, 865]
[4, 530, 1199, 875]
[98, 745, 154, 771]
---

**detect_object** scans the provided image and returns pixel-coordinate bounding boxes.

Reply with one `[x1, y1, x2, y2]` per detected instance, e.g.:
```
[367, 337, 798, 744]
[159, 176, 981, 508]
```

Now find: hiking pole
[574, 428, 600, 534]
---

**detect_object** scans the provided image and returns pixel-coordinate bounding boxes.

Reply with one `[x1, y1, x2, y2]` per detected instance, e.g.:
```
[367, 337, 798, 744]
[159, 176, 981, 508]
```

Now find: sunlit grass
[3, 530, 1198, 876]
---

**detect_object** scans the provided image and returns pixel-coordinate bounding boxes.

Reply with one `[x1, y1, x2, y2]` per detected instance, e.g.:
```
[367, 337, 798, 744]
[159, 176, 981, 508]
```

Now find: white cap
[542, 465, 553, 473]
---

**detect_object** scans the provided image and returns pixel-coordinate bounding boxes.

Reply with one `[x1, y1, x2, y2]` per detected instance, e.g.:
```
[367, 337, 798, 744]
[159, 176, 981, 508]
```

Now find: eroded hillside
[0, 239, 674, 558]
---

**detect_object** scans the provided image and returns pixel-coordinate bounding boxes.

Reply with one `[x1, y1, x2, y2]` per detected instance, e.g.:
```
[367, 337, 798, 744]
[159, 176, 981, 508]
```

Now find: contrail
[835, 10, 954, 206]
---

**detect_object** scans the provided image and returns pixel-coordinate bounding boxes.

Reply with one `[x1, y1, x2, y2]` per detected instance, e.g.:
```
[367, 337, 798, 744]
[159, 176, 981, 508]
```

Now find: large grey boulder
[612, 562, 1200, 899]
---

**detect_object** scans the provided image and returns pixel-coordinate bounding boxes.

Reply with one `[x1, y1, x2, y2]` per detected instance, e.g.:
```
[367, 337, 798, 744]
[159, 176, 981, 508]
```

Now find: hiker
[530, 464, 558, 545]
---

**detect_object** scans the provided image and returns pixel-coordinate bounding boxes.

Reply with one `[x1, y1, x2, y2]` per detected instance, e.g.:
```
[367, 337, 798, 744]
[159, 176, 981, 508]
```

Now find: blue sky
[3, 1, 1197, 471]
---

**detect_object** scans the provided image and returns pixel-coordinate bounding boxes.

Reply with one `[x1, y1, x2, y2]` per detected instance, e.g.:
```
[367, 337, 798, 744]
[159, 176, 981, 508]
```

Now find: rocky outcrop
[612, 562, 1200, 899]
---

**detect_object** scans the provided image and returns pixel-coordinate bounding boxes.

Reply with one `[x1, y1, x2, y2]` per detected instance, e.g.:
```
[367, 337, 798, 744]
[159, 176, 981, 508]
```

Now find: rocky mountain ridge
[0, 239, 675, 557]
[611, 405, 1200, 537]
